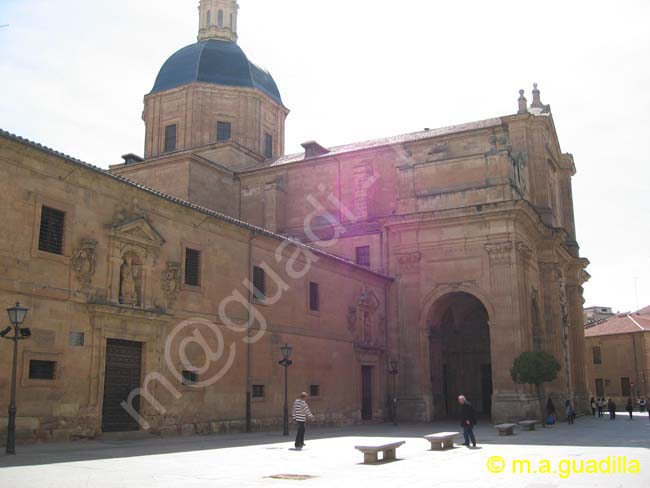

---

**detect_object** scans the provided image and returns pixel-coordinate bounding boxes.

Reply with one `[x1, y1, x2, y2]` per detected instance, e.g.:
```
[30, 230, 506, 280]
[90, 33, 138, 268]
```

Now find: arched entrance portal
[428, 292, 492, 420]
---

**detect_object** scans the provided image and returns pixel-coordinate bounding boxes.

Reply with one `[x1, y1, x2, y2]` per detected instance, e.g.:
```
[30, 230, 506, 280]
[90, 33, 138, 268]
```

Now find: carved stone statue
[512, 152, 529, 195]
[71, 239, 97, 286]
[362, 311, 372, 343]
[119, 254, 140, 305]
[161, 261, 181, 308]
[559, 275, 569, 325]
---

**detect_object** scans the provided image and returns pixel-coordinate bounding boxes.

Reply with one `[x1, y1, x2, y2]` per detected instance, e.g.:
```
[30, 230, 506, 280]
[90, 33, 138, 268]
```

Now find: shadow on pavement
[0, 414, 648, 468]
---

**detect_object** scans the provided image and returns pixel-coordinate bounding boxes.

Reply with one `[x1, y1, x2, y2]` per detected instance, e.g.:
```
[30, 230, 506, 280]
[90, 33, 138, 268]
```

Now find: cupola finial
[198, 0, 239, 43]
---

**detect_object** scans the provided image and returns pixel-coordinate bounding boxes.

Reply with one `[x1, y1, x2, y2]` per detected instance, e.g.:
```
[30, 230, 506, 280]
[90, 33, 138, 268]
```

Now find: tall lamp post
[278, 343, 293, 436]
[388, 360, 398, 426]
[2, 303, 31, 455]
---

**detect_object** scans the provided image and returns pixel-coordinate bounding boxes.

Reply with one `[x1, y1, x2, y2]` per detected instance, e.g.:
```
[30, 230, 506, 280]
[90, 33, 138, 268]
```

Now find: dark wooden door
[480, 363, 493, 415]
[101, 339, 143, 432]
[361, 366, 373, 420]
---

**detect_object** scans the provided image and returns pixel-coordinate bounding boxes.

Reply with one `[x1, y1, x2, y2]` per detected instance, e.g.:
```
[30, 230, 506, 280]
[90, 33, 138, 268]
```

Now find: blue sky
[1, 0, 648, 313]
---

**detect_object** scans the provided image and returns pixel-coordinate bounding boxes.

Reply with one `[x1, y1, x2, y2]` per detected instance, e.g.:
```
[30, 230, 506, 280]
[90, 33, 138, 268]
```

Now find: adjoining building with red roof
[585, 307, 650, 405]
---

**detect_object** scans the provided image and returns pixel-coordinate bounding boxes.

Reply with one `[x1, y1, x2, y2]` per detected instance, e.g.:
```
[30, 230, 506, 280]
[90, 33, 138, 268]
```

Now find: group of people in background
[589, 396, 649, 420]
[546, 396, 650, 425]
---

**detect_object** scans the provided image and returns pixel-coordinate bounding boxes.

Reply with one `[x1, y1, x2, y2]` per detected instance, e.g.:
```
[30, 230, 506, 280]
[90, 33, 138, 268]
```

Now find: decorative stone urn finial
[531, 83, 544, 108]
[517, 89, 528, 115]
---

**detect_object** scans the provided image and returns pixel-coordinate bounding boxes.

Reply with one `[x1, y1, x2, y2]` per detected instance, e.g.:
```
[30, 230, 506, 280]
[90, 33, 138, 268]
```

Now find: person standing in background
[292, 392, 314, 449]
[458, 395, 477, 448]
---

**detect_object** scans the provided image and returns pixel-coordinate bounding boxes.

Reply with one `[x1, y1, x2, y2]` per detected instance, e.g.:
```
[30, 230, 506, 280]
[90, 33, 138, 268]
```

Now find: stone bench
[423, 432, 460, 450]
[354, 441, 405, 464]
[518, 420, 537, 431]
[494, 423, 517, 436]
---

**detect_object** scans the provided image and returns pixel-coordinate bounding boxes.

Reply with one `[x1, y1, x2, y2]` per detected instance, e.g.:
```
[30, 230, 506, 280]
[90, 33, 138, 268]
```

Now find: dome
[151, 39, 283, 105]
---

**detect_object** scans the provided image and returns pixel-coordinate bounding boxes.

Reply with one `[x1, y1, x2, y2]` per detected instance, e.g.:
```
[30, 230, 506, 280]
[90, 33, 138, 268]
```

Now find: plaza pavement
[0, 412, 649, 487]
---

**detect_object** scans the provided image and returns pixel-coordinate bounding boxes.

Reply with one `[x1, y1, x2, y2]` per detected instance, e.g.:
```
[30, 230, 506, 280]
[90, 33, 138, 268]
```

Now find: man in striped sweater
[292, 392, 315, 449]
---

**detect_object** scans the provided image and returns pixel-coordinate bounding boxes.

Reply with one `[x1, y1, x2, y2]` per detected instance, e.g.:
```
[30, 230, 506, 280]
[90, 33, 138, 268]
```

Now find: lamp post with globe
[2, 303, 31, 454]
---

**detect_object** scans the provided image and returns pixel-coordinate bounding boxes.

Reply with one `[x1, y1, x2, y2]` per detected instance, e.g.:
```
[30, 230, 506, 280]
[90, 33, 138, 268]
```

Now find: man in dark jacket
[458, 395, 477, 448]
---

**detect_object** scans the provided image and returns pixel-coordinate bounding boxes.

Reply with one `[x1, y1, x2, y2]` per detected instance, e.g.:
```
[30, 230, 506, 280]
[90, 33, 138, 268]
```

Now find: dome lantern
[198, 0, 239, 43]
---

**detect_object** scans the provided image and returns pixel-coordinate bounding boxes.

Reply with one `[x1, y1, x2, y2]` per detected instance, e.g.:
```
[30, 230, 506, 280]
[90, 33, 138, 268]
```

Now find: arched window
[218, 10, 224, 27]
[206, 10, 211, 27]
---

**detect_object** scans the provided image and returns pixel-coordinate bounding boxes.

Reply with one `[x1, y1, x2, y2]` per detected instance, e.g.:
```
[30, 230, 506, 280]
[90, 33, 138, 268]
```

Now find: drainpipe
[631, 332, 640, 402]
[246, 231, 256, 432]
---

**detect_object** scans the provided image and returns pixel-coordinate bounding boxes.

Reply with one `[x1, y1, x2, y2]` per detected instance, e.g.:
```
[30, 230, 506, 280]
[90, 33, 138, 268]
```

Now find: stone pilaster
[568, 284, 589, 412]
[538, 262, 571, 417]
[485, 242, 539, 421]
[394, 252, 428, 421]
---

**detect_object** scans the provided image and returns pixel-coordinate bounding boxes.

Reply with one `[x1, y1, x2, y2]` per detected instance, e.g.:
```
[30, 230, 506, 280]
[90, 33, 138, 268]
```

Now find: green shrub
[510, 351, 560, 386]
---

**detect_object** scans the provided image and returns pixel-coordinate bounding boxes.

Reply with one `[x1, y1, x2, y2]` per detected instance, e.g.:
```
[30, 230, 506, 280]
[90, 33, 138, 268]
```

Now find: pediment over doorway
[106, 215, 165, 249]
[357, 286, 380, 311]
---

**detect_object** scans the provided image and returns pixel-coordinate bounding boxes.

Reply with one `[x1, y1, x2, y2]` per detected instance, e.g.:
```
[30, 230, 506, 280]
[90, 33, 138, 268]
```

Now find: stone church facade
[0, 0, 589, 443]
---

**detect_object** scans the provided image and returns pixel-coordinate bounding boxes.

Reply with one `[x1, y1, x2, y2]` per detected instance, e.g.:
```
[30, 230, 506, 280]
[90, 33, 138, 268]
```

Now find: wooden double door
[101, 339, 143, 433]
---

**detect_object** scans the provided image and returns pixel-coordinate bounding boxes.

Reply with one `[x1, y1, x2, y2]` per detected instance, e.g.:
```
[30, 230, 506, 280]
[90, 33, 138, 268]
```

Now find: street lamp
[278, 343, 293, 436]
[388, 359, 398, 426]
[3, 303, 30, 455]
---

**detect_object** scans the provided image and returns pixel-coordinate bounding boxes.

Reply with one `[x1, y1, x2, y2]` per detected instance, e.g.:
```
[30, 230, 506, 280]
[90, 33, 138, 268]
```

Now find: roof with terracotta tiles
[250, 117, 504, 169]
[0, 128, 391, 280]
[637, 305, 650, 316]
[585, 311, 650, 337]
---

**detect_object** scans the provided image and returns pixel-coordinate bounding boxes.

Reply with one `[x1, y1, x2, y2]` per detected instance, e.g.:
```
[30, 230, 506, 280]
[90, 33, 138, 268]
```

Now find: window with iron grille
[592, 346, 602, 364]
[252, 384, 265, 399]
[595, 378, 605, 397]
[29, 360, 57, 380]
[182, 370, 199, 386]
[184, 248, 201, 287]
[264, 133, 273, 159]
[38, 206, 65, 255]
[310, 384, 320, 397]
[621, 377, 631, 397]
[164, 124, 177, 153]
[69, 332, 85, 347]
[309, 282, 319, 312]
[355, 246, 370, 267]
[253, 266, 266, 300]
[217, 121, 231, 142]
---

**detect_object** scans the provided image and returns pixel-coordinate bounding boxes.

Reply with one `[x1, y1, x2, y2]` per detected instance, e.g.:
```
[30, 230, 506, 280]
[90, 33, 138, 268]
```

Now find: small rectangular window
[253, 266, 266, 300]
[184, 248, 201, 287]
[69, 332, 85, 347]
[164, 124, 177, 153]
[264, 133, 273, 159]
[355, 246, 370, 267]
[29, 360, 57, 380]
[595, 378, 605, 397]
[217, 121, 231, 142]
[621, 377, 631, 397]
[592, 346, 602, 365]
[182, 370, 199, 386]
[310, 384, 320, 397]
[38, 206, 65, 255]
[309, 282, 319, 312]
[252, 384, 265, 399]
